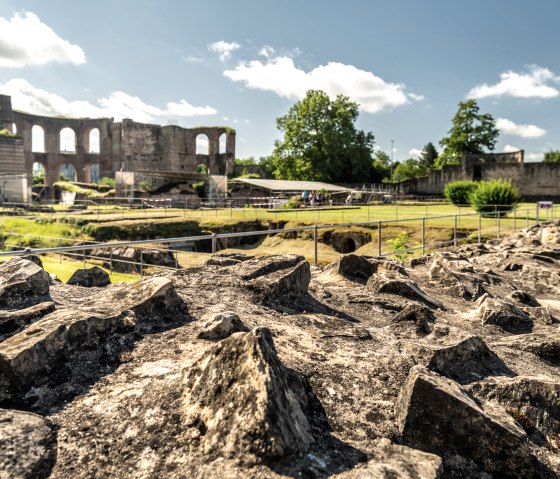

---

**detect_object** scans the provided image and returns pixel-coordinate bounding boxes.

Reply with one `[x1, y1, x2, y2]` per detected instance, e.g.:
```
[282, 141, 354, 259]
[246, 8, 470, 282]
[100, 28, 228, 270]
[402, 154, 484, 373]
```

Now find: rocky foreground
[1, 224, 560, 478]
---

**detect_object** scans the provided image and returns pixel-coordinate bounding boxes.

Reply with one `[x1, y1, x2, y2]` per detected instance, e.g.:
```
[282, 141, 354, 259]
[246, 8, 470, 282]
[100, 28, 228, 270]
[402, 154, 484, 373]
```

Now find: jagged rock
[429, 254, 486, 301]
[522, 306, 553, 325]
[182, 328, 320, 464]
[392, 304, 434, 334]
[206, 252, 252, 267]
[81, 276, 184, 322]
[0, 309, 133, 400]
[510, 290, 540, 306]
[329, 254, 377, 282]
[470, 375, 560, 438]
[395, 366, 534, 478]
[475, 297, 533, 333]
[235, 254, 306, 280]
[197, 311, 249, 340]
[541, 227, 560, 244]
[247, 259, 311, 300]
[0, 257, 50, 308]
[492, 333, 560, 363]
[367, 272, 444, 310]
[0, 408, 57, 479]
[333, 438, 443, 478]
[21, 254, 43, 268]
[67, 266, 111, 287]
[0, 301, 55, 339]
[412, 335, 512, 384]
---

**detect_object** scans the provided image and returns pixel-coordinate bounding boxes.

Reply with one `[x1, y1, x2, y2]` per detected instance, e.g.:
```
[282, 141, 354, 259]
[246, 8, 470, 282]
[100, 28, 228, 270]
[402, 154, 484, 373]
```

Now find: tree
[543, 150, 560, 163]
[272, 90, 375, 183]
[420, 142, 439, 169]
[371, 150, 391, 183]
[437, 99, 499, 168]
[391, 158, 428, 182]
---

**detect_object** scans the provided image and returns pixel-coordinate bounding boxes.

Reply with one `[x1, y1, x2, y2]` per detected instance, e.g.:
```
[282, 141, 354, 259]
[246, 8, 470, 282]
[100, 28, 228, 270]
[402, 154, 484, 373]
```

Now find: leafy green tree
[543, 150, 560, 163]
[437, 99, 499, 168]
[392, 158, 428, 182]
[258, 155, 276, 178]
[234, 156, 257, 167]
[272, 90, 375, 182]
[371, 150, 391, 183]
[420, 142, 439, 169]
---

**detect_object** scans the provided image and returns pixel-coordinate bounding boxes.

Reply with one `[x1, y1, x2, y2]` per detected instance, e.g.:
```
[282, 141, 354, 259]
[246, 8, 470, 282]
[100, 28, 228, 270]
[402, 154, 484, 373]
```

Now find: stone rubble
[0, 222, 560, 477]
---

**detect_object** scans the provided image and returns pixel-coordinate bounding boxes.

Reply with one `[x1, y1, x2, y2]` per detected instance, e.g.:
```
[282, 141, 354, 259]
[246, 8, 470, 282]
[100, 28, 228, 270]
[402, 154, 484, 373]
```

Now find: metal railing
[0, 206, 555, 272]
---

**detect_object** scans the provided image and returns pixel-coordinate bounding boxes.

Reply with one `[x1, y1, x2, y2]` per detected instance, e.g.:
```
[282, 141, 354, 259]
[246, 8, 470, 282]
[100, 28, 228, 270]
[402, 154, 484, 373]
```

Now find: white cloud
[0, 12, 85, 67]
[182, 55, 203, 63]
[526, 152, 544, 162]
[409, 148, 423, 158]
[208, 41, 240, 62]
[258, 45, 276, 58]
[224, 56, 418, 113]
[496, 118, 546, 138]
[1, 78, 217, 122]
[468, 66, 560, 99]
[407, 93, 425, 101]
[502, 144, 520, 153]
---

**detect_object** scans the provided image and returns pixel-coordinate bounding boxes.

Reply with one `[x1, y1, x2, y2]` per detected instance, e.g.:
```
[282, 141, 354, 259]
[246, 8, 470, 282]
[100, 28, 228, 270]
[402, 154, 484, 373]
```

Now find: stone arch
[196, 133, 209, 155]
[32, 125, 45, 153]
[88, 128, 100, 154]
[60, 163, 77, 182]
[219, 132, 226, 154]
[32, 162, 46, 185]
[60, 127, 76, 153]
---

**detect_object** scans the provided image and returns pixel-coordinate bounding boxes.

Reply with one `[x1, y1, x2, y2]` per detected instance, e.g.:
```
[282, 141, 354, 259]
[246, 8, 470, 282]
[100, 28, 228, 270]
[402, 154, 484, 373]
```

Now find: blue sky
[1, 0, 559, 162]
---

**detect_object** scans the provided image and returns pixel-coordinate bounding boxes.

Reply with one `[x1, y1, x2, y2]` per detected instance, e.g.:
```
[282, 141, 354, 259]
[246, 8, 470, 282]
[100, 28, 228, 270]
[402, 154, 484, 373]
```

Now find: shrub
[469, 179, 521, 215]
[283, 196, 300, 209]
[386, 232, 411, 261]
[444, 180, 478, 206]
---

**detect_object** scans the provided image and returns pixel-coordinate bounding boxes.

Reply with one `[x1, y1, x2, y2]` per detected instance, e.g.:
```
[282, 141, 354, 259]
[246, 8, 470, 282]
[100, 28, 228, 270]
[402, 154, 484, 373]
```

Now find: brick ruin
[402, 150, 560, 200]
[0, 94, 235, 201]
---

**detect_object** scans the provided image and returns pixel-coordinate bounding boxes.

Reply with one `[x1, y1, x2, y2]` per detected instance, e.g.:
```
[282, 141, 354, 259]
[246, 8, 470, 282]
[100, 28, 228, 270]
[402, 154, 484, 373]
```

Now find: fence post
[421, 217, 426, 256]
[140, 250, 144, 276]
[478, 213, 481, 243]
[453, 214, 458, 247]
[211, 233, 217, 254]
[377, 220, 382, 256]
[513, 208, 517, 232]
[536, 204, 539, 226]
[174, 251, 178, 270]
[313, 225, 318, 266]
[526, 209, 529, 228]
[109, 250, 113, 272]
[497, 211, 501, 239]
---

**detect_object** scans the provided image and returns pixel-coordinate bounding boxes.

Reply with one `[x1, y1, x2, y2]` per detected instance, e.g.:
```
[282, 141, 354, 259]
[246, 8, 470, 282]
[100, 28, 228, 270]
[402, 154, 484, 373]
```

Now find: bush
[469, 179, 521, 215]
[283, 196, 301, 209]
[444, 180, 478, 206]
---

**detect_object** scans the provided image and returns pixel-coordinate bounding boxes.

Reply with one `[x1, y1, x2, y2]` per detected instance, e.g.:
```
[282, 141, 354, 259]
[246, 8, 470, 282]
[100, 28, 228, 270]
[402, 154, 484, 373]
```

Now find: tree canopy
[392, 158, 428, 182]
[371, 150, 391, 183]
[543, 150, 560, 163]
[437, 99, 499, 168]
[272, 90, 375, 183]
[420, 142, 439, 169]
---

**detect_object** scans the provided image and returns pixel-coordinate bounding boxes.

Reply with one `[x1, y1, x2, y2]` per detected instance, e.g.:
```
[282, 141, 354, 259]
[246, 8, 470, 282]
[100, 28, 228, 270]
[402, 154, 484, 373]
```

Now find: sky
[0, 0, 559, 163]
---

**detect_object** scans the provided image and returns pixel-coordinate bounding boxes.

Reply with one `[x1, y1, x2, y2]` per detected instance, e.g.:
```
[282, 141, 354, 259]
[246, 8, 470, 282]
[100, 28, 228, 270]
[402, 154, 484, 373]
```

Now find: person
[345, 192, 352, 206]
[328, 193, 333, 207]
[309, 192, 315, 207]
[301, 190, 309, 205]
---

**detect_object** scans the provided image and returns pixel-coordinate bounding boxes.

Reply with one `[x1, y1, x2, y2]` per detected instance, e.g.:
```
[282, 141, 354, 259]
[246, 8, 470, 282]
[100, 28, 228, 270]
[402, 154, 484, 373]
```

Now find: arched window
[32, 125, 45, 153]
[89, 128, 100, 154]
[196, 134, 209, 155]
[219, 133, 226, 154]
[89, 164, 101, 183]
[60, 127, 76, 153]
[60, 163, 77, 182]
[32, 162, 46, 185]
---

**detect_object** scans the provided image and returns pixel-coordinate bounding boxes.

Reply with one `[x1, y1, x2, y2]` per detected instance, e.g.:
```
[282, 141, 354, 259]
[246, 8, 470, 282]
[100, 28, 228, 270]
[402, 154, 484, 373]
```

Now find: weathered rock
[0, 257, 50, 308]
[392, 304, 434, 334]
[197, 311, 249, 340]
[235, 254, 306, 281]
[522, 306, 553, 325]
[368, 272, 444, 310]
[413, 335, 512, 384]
[0, 309, 132, 400]
[475, 297, 533, 333]
[247, 259, 311, 300]
[470, 375, 560, 438]
[0, 408, 57, 479]
[541, 227, 560, 244]
[66, 266, 111, 287]
[493, 333, 560, 363]
[510, 290, 540, 306]
[395, 366, 534, 478]
[0, 301, 56, 339]
[333, 438, 443, 478]
[182, 328, 320, 464]
[429, 254, 486, 301]
[329, 254, 377, 282]
[88, 246, 176, 273]
[206, 252, 251, 267]
[21, 254, 43, 268]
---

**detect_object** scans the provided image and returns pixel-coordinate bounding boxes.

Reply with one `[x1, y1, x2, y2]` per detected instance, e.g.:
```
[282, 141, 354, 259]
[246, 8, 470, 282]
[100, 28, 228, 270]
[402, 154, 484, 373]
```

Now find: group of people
[301, 190, 333, 207]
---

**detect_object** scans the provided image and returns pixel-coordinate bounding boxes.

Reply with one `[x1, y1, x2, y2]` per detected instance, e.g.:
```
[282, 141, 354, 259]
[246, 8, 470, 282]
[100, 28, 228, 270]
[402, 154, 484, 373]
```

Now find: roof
[231, 178, 349, 193]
